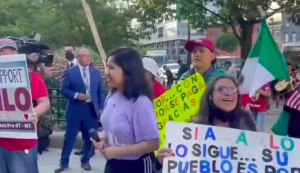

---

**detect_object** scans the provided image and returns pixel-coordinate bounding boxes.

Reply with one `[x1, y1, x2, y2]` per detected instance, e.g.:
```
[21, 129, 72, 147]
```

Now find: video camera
[4, 32, 53, 67]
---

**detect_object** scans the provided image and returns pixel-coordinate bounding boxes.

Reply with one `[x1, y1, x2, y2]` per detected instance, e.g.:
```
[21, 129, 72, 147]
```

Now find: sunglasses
[214, 86, 239, 95]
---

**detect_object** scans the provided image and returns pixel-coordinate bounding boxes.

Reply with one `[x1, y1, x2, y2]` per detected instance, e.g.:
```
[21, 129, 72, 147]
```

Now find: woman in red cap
[180, 38, 226, 83]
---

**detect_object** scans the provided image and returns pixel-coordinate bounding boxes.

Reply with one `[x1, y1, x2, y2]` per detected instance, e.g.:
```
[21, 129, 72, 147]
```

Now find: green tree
[134, 47, 153, 57]
[134, 0, 299, 59]
[0, 0, 142, 55]
[215, 32, 239, 53]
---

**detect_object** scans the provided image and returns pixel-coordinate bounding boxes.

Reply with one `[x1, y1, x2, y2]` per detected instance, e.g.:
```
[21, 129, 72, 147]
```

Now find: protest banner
[154, 73, 206, 151]
[163, 122, 300, 173]
[0, 54, 35, 139]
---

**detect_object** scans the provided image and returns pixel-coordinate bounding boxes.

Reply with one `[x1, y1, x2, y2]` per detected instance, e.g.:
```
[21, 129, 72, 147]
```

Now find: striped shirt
[286, 85, 300, 111]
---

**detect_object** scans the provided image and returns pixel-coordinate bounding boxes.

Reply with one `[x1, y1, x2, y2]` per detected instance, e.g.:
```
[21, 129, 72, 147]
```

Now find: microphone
[89, 129, 101, 142]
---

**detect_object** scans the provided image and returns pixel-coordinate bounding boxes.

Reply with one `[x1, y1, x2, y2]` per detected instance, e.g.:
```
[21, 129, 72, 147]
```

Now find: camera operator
[0, 39, 50, 173]
[27, 52, 52, 78]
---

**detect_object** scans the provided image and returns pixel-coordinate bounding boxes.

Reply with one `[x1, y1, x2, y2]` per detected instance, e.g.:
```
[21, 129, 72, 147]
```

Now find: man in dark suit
[55, 48, 103, 173]
[64, 44, 77, 68]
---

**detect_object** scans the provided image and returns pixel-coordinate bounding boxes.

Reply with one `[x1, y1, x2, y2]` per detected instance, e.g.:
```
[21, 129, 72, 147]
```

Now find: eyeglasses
[214, 86, 239, 95]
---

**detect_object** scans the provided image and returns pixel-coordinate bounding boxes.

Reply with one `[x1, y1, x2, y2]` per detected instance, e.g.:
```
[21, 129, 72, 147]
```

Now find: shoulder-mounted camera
[4, 32, 53, 67]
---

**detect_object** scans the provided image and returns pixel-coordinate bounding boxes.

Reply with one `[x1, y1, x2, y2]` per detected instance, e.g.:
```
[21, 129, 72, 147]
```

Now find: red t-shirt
[0, 70, 48, 151]
[249, 84, 270, 112]
[153, 81, 166, 99]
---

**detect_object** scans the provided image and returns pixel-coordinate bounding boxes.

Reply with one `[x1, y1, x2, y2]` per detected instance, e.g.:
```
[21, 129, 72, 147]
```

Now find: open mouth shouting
[222, 98, 233, 103]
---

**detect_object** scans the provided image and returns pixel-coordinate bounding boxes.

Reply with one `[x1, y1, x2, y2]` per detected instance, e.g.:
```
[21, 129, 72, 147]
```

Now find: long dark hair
[192, 76, 256, 131]
[107, 47, 153, 101]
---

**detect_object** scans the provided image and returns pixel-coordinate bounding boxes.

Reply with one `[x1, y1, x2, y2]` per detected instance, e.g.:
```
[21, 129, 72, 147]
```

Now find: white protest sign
[0, 54, 35, 139]
[163, 122, 300, 173]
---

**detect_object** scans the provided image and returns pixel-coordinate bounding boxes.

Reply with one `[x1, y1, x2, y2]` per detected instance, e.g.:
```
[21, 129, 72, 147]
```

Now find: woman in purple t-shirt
[92, 47, 160, 173]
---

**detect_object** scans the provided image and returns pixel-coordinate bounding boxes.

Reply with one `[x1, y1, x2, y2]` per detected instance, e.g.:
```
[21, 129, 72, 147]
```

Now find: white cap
[142, 57, 164, 84]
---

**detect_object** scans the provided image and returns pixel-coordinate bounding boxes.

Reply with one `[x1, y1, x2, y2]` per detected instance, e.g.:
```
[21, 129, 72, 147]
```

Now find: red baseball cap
[184, 38, 215, 53]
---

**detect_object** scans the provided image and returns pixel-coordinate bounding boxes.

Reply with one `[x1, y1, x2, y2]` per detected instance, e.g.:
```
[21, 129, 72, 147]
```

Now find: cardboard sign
[0, 54, 35, 139]
[163, 122, 300, 173]
[154, 73, 206, 151]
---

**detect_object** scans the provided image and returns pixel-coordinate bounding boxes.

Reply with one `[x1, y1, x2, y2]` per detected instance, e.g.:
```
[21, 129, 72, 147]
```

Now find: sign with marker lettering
[154, 73, 206, 153]
[0, 54, 35, 139]
[163, 122, 300, 173]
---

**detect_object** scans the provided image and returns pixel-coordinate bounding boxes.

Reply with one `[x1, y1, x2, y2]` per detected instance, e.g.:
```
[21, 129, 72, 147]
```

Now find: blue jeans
[0, 145, 39, 173]
[252, 112, 265, 132]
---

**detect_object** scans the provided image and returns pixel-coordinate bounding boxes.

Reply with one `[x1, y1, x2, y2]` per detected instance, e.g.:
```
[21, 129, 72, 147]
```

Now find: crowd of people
[0, 35, 299, 173]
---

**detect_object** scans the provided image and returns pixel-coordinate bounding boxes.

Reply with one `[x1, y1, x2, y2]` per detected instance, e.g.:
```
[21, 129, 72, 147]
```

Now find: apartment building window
[285, 33, 289, 42]
[166, 27, 176, 37]
[172, 49, 176, 55]
[292, 32, 296, 42]
[180, 48, 186, 55]
[158, 27, 164, 38]
[285, 19, 289, 27]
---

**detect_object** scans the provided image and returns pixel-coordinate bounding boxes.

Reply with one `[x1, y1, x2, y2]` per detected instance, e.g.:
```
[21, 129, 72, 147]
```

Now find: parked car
[160, 63, 180, 75]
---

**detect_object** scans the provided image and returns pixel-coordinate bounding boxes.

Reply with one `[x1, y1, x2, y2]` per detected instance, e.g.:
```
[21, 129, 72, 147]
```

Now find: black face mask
[208, 98, 237, 124]
[65, 51, 74, 61]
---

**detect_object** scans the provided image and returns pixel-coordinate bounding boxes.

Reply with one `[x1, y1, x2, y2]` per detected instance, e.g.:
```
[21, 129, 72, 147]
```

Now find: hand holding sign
[157, 148, 175, 164]
[154, 73, 206, 152]
[0, 54, 35, 139]
[163, 122, 300, 173]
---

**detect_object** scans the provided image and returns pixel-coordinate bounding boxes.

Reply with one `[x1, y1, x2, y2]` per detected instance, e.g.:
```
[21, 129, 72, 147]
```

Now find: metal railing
[48, 88, 66, 124]
[48, 79, 177, 123]
[48, 88, 109, 124]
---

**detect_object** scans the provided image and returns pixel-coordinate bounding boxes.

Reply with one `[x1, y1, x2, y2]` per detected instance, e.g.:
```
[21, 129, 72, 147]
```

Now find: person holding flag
[239, 17, 290, 108]
[249, 84, 271, 132]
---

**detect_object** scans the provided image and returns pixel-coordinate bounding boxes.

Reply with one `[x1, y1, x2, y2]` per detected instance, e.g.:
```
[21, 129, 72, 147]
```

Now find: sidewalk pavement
[39, 149, 106, 173]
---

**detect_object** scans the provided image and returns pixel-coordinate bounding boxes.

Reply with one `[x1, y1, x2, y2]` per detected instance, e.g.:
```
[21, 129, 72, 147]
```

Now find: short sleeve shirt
[0, 70, 48, 151]
[100, 91, 159, 160]
[249, 84, 270, 112]
[153, 81, 166, 99]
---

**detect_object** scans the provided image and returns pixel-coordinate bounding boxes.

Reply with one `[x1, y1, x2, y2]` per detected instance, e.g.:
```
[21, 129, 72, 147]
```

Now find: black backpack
[29, 71, 55, 154]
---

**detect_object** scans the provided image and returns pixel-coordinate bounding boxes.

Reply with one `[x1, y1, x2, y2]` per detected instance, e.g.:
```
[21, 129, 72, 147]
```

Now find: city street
[39, 103, 282, 173]
[39, 149, 106, 173]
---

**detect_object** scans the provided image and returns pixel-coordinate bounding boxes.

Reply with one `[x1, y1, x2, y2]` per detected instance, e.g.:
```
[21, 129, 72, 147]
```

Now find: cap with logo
[184, 38, 215, 53]
[142, 57, 164, 84]
[0, 39, 18, 51]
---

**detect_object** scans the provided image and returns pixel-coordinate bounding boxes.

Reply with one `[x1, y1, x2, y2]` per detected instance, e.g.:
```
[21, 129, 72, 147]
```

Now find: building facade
[281, 12, 300, 43]
[205, 24, 261, 57]
[268, 20, 282, 48]
[133, 20, 205, 62]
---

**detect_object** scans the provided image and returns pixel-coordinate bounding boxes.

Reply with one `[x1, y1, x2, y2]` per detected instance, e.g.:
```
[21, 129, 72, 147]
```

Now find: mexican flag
[239, 18, 290, 105]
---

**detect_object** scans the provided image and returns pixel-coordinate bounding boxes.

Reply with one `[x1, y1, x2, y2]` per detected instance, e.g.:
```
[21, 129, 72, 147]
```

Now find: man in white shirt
[64, 44, 77, 68]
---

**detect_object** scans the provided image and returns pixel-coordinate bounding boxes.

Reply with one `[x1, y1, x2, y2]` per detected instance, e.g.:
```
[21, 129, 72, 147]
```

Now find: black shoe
[81, 162, 92, 171]
[74, 149, 83, 155]
[54, 165, 68, 173]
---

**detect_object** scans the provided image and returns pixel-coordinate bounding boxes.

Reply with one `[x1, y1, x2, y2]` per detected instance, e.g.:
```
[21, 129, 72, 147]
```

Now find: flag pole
[237, 5, 265, 86]
[81, 0, 107, 66]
